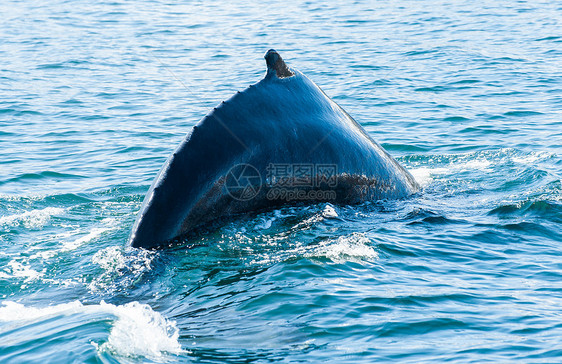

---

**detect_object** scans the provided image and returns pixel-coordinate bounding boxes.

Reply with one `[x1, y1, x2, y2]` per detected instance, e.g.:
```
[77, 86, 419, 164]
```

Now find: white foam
[62, 227, 108, 251]
[97, 301, 183, 358]
[3, 260, 43, 282]
[409, 154, 496, 186]
[0, 207, 64, 229]
[89, 246, 155, 293]
[26, 219, 119, 261]
[322, 204, 338, 218]
[63, 218, 118, 251]
[91, 246, 128, 272]
[0, 194, 42, 203]
[0, 300, 183, 359]
[409, 167, 448, 186]
[512, 151, 551, 165]
[459, 159, 492, 171]
[0, 300, 83, 321]
[308, 233, 378, 263]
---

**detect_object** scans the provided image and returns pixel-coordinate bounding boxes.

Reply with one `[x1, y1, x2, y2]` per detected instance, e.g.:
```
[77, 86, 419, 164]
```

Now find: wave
[0, 207, 65, 230]
[488, 200, 562, 221]
[0, 171, 87, 185]
[404, 207, 462, 226]
[306, 232, 378, 263]
[89, 246, 157, 295]
[0, 260, 43, 282]
[407, 149, 557, 189]
[0, 300, 182, 361]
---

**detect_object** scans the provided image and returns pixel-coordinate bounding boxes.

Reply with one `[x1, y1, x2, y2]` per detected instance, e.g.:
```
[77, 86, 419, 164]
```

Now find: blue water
[1, 0, 561, 362]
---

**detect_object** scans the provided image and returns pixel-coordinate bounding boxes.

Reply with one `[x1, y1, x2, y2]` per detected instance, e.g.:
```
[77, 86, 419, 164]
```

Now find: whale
[129, 50, 419, 249]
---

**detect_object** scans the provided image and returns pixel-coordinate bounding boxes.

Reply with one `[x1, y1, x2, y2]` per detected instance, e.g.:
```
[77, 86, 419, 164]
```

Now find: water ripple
[1, 0, 561, 362]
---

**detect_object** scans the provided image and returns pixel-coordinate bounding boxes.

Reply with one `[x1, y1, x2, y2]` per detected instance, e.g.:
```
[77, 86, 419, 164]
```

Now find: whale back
[129, 50, 419, 249]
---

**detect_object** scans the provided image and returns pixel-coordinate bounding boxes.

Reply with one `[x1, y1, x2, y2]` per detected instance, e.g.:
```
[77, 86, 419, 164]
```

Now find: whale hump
[265, 49, 295, 79]
[128, 50, 419, 249]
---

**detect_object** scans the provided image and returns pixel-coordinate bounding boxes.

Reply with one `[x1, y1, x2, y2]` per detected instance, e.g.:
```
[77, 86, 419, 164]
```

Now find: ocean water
[1, 0, 561, 362]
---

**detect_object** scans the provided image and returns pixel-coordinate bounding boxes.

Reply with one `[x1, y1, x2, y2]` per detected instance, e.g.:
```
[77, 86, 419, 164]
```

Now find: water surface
[1, 0, 561, 362]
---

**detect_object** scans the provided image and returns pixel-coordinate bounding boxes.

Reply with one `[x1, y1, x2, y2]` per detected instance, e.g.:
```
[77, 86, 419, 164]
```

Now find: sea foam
[308, 232, 378, 263]
[0, 300, 183, 359]
[0, 207, 64, 229]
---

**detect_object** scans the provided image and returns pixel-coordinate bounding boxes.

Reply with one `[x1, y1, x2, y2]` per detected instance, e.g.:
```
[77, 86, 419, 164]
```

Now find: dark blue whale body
[129, 50, 419, 249]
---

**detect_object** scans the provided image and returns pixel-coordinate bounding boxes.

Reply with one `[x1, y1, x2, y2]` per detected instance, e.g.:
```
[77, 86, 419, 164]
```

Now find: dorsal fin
[264, 49, 295, 79]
